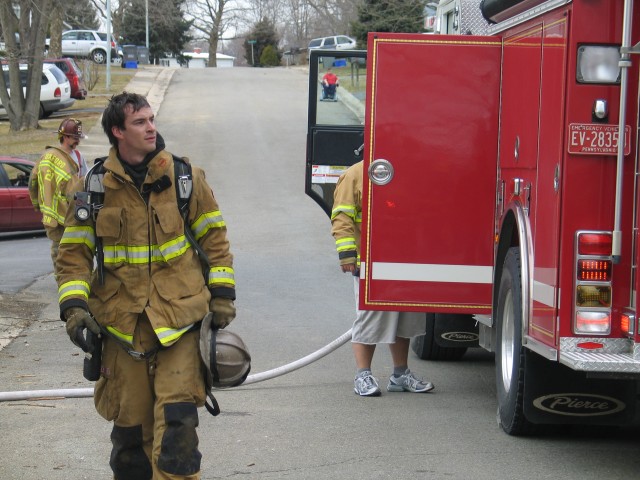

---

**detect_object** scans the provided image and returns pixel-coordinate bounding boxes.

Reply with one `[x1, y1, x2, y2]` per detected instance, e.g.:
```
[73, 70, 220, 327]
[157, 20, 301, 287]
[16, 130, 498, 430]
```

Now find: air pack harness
[75, 156, 217, 413]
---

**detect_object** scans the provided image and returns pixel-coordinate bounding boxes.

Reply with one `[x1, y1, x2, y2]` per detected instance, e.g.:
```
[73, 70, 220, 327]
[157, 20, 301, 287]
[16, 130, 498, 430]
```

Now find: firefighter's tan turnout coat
[56, 148, 235, 347]
[29, 145, 81, 230]
[331, 160, 363, 267]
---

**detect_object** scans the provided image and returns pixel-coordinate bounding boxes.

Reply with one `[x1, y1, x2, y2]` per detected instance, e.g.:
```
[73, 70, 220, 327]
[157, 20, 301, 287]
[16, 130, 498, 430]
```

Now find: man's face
[62, 134, 80, 150]
[112, 105, 157, 163]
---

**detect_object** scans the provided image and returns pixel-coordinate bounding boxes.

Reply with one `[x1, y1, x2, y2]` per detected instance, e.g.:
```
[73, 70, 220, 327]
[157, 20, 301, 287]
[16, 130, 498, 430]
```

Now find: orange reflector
[576, 341, 604, 350]
[621, 314, 630, 334]
[577, 259, 612, 281]
[578, 233, 612, 256]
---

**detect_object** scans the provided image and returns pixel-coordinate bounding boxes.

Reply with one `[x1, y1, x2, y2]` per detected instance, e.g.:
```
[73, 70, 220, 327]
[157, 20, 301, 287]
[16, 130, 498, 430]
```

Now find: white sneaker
[387, 370, 434, 393]
[354, 372, 381, 397]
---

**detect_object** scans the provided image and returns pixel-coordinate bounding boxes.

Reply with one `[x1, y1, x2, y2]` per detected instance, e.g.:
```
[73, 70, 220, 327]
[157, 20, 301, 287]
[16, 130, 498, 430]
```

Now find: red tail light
[578, 233, 612, 255]
[54, 86, 61, 98]
[574, 231, 613, 335]
[577, 259, 612, 281]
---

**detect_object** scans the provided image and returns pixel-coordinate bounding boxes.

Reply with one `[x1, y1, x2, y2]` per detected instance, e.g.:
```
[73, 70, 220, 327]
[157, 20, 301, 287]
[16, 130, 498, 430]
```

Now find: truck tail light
[54, 86, 61, 98]
[578, 233, 612, 255]
[574, 231, 613, 335]
[576, 285, 611, 307]
[576, 311, 611, 334]
[620, 312, 635, 337]
[577, 259, 612, 281]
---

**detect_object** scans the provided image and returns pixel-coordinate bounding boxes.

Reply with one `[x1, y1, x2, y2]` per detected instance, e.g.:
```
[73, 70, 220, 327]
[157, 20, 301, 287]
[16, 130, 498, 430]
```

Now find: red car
[0, 157, 42, 232]
[44, 57, 87, 100]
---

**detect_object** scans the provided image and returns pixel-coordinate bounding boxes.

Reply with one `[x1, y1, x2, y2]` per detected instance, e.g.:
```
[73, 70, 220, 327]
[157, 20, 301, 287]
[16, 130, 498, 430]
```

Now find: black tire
[92, 49, 107, 64]
[38, 104, 45, 119]
[412, 313, 468, 361]
[495, 247, 535, 435]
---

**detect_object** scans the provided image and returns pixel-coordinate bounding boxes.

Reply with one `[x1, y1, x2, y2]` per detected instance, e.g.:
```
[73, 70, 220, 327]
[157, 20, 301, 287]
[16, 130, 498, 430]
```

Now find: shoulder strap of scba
[86, 154, 193, 215]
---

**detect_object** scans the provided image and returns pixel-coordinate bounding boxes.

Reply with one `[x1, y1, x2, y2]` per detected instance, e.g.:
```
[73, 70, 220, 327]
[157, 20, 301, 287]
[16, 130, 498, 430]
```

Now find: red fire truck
[306, 0, 640, 435]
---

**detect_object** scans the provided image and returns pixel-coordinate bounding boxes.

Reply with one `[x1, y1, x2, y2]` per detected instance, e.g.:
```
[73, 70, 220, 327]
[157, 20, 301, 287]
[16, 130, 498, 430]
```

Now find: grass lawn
[0, 64, 136, 158]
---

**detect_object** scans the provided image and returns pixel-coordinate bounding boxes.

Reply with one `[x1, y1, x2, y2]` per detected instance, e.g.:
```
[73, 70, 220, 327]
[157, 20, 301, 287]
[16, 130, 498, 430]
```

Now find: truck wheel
[495, 247, 535, 435]
[92, 49, 107, 64]
[412, 313, 467, 361]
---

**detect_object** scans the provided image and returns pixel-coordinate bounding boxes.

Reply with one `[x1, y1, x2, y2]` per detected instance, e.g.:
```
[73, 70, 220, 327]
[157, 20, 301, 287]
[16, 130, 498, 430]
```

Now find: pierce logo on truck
[533, 394, 625, 417]
[441, 332, 479, 342]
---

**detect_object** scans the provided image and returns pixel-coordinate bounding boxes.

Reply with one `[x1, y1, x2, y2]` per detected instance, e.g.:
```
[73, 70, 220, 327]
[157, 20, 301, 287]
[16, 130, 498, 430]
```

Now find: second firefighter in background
[56, 92, 235, 480]
[331, 160, 434, 397]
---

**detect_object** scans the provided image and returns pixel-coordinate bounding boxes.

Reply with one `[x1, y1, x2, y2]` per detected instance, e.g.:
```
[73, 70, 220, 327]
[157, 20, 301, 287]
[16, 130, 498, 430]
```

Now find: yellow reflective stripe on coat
[208, 266, 235, 287]
[103, 245, 151, 264]
[38, 204, 64, 224]
[60, 226, 96, 250]
[336, 237, 356, 252]
[40, 156, 72, 183]
[106, 326, 134, 346]
[155, 324, 194, 346]
[191, 210, 225, 241]
[331, 204, 356, 221]
[103, 238, 191, 264]
[58, 280, 90, 303]
[158, 235, 190, 261]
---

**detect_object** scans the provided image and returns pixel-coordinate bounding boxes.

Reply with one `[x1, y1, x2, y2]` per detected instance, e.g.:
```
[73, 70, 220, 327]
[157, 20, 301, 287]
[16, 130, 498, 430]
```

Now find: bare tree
[307, 0, 358, 37]
[186, 0, 243, 67]
[0, 0, 54, 131]
[280, 0, 313, 49]
[48, 3, 63, 58]
[238, 0, 358, 53]
[241, 0, 285, 27]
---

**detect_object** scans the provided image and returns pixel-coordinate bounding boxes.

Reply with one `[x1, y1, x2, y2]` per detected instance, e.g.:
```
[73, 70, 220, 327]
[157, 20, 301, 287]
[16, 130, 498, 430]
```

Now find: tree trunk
[208, 29, 218, 67]
[0, 0, 53, 131]
[48, 4, 63, 59]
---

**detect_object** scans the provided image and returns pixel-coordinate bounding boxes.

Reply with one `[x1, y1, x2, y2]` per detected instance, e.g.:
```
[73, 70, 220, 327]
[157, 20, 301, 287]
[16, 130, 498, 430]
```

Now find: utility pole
[106, 0, 112, 89]
[145, 0, 149, 49]
[248, 39, 256, 66]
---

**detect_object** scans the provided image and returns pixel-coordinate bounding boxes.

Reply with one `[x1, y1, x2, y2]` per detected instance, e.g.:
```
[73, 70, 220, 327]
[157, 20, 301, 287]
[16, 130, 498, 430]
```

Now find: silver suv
[45, 30, 118, 64]
[308, 35, 357, 51]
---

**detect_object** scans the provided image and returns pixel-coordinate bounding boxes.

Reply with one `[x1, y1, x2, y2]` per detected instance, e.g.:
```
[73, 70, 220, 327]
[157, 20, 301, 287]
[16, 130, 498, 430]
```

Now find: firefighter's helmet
[199, 312, 251, 389]
[57, 118, 86, 141]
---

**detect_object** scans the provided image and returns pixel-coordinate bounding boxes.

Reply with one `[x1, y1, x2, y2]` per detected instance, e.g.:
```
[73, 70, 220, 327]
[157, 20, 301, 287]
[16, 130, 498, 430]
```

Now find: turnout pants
[94, 314, 207, 480]
[45, 224, 64, 281]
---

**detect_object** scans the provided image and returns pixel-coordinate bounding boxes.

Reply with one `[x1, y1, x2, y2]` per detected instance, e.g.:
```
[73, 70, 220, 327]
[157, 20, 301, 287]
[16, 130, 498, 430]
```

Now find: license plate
[568, 123, 631, 156]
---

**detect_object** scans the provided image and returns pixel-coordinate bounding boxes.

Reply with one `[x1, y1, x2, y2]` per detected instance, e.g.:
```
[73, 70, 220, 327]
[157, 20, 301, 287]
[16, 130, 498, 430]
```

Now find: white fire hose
[0, 329, 353, 402]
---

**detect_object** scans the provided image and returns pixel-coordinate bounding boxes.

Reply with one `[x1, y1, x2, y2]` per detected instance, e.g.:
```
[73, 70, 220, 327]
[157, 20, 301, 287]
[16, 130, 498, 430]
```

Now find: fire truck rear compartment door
[361, 33, 502, 314]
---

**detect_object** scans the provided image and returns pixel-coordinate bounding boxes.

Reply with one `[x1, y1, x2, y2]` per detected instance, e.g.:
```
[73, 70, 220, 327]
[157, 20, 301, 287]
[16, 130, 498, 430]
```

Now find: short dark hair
[101, 92, 151, 147]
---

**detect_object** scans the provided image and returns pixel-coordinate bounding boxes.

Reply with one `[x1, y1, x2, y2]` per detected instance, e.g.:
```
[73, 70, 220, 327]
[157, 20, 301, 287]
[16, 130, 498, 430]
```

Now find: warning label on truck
[311, 165, 348, 184]
[568, 124, 631, 156]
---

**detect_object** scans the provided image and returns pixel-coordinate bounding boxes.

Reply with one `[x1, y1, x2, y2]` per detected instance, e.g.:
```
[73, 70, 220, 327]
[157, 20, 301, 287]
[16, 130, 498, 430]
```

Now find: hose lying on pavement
[0, 329, 353, 402]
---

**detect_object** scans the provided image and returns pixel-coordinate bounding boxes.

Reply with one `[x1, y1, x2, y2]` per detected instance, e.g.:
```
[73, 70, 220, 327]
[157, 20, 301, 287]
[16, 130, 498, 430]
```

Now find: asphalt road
[0, 66, 638, 479]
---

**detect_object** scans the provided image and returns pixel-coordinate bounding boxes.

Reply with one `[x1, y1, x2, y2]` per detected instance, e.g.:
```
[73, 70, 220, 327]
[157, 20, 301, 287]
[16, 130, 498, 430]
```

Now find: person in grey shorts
[330, 161, 435, 397]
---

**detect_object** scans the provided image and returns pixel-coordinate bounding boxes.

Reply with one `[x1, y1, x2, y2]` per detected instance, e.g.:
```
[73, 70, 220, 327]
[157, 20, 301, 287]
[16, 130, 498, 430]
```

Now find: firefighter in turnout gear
[56, 92, 236, 480]
[29, 118, 88, 279]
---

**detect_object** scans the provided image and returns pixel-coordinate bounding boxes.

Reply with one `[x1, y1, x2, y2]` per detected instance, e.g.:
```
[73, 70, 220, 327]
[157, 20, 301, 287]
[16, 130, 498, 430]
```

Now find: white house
[160, 50, 235, 68]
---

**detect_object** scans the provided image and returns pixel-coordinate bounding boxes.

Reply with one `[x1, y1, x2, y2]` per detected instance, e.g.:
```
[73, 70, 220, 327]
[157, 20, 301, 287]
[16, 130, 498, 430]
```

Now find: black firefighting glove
[210, 297, 236, 329]
[64, 307, 101, 352]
